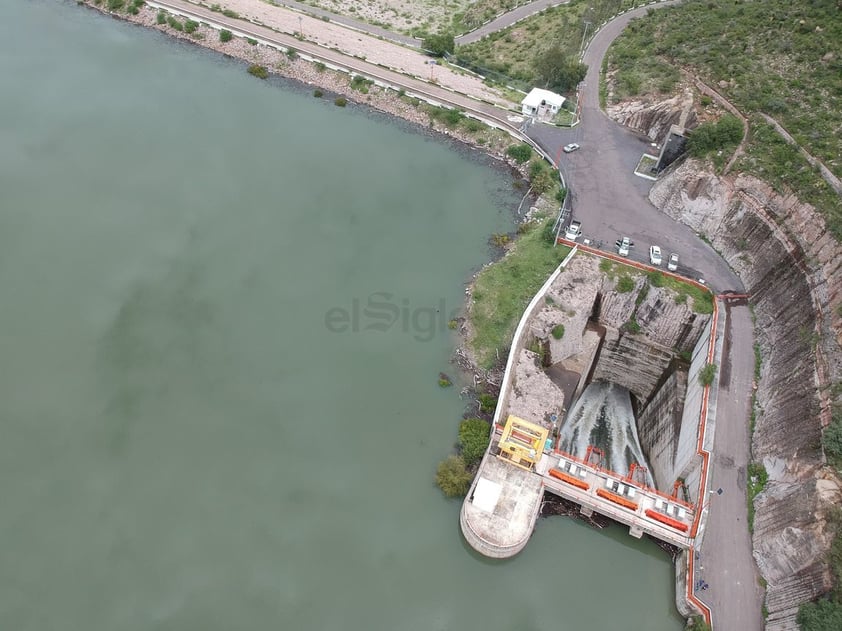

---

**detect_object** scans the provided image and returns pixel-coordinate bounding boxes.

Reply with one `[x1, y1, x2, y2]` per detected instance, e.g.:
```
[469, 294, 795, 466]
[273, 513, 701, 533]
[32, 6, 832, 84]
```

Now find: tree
[506, 143, 533, 164]
[797, 599, 842, 631]
[423, 33, 455, 57]
[435, 455, 472, 497]
[458, 419, 491, 466]
[534, 45, 588, 93]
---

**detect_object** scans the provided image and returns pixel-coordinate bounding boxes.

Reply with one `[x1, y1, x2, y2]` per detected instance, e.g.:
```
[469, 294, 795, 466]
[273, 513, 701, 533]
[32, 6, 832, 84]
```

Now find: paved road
[149, 0, 523, 133]
[455, 0, 568, 45]
[527, 5, 743, 293]
[695, 300, 765, 630]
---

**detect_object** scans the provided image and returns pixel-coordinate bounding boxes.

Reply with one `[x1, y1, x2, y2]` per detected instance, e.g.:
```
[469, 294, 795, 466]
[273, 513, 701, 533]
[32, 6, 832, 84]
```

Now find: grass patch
[660, 275, 713, 314]
[469, 217, 571, 368]
[616, 275, 635, 293]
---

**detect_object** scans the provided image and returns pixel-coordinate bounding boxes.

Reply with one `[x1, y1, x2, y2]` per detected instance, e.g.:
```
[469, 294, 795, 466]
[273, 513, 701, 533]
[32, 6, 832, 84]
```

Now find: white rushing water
[559, 381, 655, 487]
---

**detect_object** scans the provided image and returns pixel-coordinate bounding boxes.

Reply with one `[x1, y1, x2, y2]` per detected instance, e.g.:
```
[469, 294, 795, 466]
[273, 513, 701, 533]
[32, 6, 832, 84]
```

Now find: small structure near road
[521, 88, 565, 121]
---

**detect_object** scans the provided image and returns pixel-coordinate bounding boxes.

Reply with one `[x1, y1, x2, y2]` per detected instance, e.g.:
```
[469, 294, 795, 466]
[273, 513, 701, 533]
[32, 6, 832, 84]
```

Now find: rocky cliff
[607, 91, 842, 626]
[650, 159, 842, 629]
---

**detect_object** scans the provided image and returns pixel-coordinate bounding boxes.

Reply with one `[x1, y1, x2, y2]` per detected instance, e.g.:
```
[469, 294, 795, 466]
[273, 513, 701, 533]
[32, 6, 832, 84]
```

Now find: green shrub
[246, 37, 257, 46]
[822, 407, 842, 470]
[219, 29, 232, 43]
[247, 64, 269, 80]
[698, 363, 717, 387]
[478, 394, 497, 414]
[167, 16, 183, 32]
[107, 0, 125, 10]
[551, 324, 565, 340]
[156, 10, 166, 24]
[506, 143, 533, 164]
[797, 598, 842, 631]
[648, 270, 665, 287]
[221, 8, 239, 18]
[687, 114, 744, 158]
[184, 19, 198, 34]
[286, 48, 298, 60]
[616, 275, 635, 293]
[624, 318, 641, 334]
[423, 33, 455, 57]
[747, 461, 768, 530]
[435, 455, 472, 497]
[334, 97, 347, 107]
[459, 419, 491, 466]
[313, 89, 323, 98]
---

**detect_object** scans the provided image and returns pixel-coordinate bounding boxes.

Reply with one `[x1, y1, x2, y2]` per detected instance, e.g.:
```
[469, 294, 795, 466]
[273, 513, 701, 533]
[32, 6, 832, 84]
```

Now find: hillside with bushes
[605, 0, 842, 238]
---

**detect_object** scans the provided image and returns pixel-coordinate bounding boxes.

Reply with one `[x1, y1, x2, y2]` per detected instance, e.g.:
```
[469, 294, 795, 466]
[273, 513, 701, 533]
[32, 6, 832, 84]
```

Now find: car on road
[667, 252, 679, 271]
[564, 220, 582, 241]
[563, 143, 580, 153]
[616, 237, 632, 257]
[649, 245, 663, 266]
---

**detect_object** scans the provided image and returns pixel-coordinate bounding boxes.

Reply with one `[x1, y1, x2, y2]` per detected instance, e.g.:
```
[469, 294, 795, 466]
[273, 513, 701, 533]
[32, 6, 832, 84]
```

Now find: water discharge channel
[0, 2, 682, 629]
[559, 382, 656, 487]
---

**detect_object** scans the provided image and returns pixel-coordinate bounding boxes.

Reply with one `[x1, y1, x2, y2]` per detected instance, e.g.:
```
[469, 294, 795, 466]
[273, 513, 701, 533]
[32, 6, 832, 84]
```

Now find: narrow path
[455, 0, 569, 45]
[682, 73, 749, 176]
[758, 112, 842, 197]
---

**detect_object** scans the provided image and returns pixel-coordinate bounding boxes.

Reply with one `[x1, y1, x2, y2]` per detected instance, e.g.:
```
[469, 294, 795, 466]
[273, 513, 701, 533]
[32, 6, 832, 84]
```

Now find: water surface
[0, 2, 683, 630]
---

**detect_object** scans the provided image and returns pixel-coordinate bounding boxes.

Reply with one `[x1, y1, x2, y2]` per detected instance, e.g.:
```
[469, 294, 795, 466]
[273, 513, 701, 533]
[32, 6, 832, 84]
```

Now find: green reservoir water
[0, 2, 683, 629]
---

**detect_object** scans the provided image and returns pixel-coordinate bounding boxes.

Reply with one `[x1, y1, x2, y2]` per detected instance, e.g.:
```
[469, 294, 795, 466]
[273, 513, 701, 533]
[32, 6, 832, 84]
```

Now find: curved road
[455, 0, 568, 45]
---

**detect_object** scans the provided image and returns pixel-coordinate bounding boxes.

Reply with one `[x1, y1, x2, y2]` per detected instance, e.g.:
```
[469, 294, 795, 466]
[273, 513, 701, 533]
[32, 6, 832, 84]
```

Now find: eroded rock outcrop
[606, 86, 697, 142]
[650, 158, 842, 629]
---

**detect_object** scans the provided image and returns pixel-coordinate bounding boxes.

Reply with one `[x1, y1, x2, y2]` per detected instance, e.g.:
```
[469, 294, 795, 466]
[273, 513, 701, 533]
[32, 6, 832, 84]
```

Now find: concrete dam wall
[497, 253, 714, 502]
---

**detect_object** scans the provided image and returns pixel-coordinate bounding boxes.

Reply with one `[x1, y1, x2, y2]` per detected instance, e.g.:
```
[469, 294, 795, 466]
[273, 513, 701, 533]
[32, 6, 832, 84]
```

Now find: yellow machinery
[497, 415, 549, 471]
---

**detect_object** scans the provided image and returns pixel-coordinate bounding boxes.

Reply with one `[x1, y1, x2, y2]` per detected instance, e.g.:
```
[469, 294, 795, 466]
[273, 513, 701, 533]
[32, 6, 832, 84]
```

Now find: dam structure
[460, 247, 722, 560]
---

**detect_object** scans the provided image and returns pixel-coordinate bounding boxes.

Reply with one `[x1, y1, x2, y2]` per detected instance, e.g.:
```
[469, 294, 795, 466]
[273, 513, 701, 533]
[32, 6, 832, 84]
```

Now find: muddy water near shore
[0, 2, 682, 630]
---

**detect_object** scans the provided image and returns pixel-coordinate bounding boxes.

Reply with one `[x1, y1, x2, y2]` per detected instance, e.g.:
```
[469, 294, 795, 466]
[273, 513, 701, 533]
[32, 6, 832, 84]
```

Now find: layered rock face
[650, 159, 842, 629]
[606, 87, 697, 142]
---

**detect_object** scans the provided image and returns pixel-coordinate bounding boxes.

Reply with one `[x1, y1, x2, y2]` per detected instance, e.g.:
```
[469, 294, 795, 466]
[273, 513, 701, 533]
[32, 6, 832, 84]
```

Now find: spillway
[558, 381, 655, 487]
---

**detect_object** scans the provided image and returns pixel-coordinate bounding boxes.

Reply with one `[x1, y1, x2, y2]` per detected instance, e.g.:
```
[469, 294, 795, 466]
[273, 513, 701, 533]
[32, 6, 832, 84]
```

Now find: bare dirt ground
[189, 0, 513, 106]
[297, 0, 467, 33]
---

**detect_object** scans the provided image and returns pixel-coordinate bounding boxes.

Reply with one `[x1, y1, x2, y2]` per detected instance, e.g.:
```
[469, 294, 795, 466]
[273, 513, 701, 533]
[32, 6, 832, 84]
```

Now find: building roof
[521, 88, 566, 108]
[473, 477, 503, 514]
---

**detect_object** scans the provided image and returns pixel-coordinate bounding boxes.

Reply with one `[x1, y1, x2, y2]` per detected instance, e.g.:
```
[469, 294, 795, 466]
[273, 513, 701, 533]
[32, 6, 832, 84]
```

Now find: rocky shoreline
[79, 1, 522, 166]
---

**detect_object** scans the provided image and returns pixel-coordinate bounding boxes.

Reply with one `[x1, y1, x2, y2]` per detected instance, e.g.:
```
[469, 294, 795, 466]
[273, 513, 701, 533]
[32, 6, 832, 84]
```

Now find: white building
[520, 88, 566, 120]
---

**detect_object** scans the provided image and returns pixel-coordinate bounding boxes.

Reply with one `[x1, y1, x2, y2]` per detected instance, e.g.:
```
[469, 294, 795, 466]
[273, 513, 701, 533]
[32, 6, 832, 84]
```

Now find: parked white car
[649, 245, 663, 266]
[667, 252, 679, 271]
[563, 143, 580, 153]
[616, 237, 632, 257]
[564, 220, 582, 241]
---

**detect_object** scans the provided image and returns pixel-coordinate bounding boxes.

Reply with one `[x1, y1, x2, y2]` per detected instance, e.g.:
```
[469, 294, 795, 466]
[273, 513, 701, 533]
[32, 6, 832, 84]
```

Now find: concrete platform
[460, 452, 544, 558]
